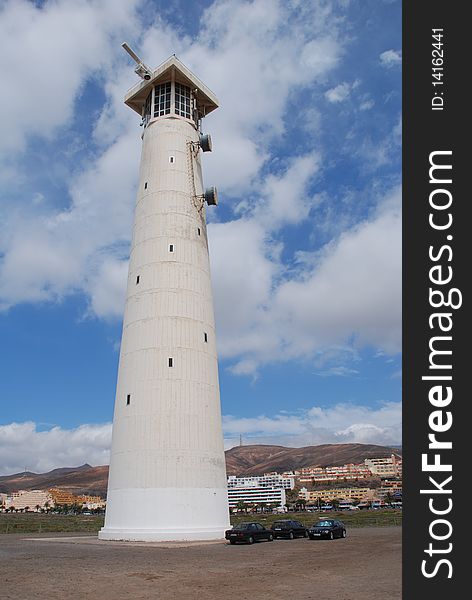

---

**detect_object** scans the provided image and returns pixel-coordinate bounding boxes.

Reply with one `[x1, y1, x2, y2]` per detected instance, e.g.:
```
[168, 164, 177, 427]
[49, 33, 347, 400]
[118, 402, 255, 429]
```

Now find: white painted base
[98, 526, 225, 542]
[99, 486, 229, 542]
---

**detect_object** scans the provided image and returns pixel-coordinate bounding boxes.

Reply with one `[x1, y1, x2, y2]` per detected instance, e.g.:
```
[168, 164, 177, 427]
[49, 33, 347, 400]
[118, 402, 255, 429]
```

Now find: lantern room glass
[144, 81, 194, 124]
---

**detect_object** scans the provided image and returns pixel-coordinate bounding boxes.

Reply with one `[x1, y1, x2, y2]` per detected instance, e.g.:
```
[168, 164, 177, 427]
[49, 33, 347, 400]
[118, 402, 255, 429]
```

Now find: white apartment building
[227, 486, 287, 510]
[227, 474, 294, 490]
[5, 490, 54, 510]
[298, 463, 373, 485]
[364, 455, 402, 477]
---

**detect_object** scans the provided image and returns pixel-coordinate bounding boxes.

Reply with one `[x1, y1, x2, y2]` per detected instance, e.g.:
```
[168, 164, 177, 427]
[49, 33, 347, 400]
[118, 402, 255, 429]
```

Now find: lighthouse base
[98, 526, 226, 542]
[98, 486, 229, 542]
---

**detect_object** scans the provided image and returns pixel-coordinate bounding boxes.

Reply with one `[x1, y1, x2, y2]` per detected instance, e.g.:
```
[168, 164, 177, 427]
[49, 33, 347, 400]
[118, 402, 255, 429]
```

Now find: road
[0, 526, 401, 600]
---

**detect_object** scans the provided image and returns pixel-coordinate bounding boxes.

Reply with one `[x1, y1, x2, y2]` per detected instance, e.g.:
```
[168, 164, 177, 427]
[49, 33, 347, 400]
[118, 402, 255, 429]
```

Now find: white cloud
[0, 422, 112, 476]
[359, 98, 375, 111]
[379, 49, 402, 68]
[0, 0, 140, 158]
[0, 0, 401, 376]
[253, 153, 321, 228]
[325, 80, 360, 103]
[84, 258, 128, 319]
[0, 402, 401, 474]
[316, 366, 360, 377]
[0, 0, 345, 316]
[211, 185, 401, 369]
[272, 186, 402, 356]
[224, 401, 402, 448]
[0, 130, 138, 312]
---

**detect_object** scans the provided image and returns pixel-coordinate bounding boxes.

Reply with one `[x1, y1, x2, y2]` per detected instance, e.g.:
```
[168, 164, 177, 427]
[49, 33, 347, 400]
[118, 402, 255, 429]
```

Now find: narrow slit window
[204, 332, 208, 343]
[169, 244, 174, 252]
[136, 275, 140, 284]
[197, 228, 201, 236]
[168, 357, 173, 367]
[144, 182, 148, 189]
[169, 156, 175, 164]
[126, 394, 131, 405]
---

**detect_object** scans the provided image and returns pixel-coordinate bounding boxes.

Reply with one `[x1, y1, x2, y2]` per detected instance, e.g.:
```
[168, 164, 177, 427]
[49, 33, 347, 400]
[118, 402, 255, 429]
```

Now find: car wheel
[248, 536, 254, 544]
[268, 534, 274, 542]
[289, 532, 294, 540]
[329, 532, 334, 540]
[342, 529, 347, 538]
[230, 540, 236, 545]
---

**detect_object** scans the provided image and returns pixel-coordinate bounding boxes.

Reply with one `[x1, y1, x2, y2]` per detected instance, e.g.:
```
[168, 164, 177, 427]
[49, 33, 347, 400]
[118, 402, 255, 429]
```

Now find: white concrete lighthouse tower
[99, 49, 229, 541]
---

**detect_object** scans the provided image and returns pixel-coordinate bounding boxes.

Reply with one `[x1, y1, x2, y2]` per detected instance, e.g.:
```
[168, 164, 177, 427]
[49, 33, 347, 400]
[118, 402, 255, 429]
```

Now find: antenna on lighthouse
[122, 42, 153, 80]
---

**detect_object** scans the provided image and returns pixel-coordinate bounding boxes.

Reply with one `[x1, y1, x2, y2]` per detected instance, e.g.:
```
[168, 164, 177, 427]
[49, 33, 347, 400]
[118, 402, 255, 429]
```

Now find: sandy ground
[0, 527, 401, 600]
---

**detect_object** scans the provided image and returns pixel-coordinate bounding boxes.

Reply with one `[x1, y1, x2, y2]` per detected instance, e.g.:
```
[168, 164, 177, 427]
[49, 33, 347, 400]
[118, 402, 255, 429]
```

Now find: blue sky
[0, 0, 401, 475]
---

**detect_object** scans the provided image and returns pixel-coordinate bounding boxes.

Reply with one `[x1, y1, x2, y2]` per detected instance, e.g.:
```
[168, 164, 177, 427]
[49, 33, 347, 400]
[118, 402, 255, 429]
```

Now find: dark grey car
[225, 522, 274, 544]
[271, 519, 308, 539]
[308, 519, 347, 540]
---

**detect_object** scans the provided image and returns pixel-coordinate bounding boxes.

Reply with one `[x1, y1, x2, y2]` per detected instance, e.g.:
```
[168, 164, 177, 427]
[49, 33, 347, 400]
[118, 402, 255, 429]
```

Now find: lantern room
[124, 54, 219, 129]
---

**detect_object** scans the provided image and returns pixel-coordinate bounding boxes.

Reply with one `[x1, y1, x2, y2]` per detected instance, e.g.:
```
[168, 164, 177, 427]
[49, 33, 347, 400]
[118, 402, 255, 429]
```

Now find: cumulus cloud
[0, 0, 140, 158]
[224, 401, 402, 448]
[324, 80, 360, 103]
[212, 185, 401, 370]
[0, 403, 401, 475]
[0, 0, 344, 316]
[0, 0, 401, 375]
[0, 422, 112, 476]
[379, 49, 402, 68]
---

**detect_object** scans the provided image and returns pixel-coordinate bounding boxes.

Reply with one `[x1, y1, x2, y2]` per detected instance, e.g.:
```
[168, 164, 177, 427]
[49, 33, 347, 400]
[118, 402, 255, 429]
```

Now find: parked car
[308, 519, 346, 540]
[271, 519, 308, 539]
[225, 522, 274, 544]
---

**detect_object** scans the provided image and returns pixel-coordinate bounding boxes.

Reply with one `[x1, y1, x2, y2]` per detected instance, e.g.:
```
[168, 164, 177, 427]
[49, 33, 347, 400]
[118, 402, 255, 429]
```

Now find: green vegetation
[230, 509, 402, 529]
[0, 508, 401, 535]
[0, 513, 104, 534]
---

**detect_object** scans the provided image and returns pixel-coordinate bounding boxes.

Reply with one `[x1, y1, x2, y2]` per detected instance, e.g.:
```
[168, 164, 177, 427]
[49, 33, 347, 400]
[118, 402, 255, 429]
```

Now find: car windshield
[233, 523, 252, 530]
[315, 520, 334, 527]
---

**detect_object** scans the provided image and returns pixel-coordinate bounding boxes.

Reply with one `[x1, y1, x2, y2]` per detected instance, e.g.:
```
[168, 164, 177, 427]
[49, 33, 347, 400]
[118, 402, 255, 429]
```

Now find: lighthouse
[99, 48, 229, 541]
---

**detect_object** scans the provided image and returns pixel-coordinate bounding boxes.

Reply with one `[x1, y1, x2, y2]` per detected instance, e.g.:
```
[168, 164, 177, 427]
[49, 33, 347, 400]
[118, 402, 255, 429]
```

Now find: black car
[271, 519, 308, 539]
[225, 522, 274, 544]
[308, 519, 347, 540]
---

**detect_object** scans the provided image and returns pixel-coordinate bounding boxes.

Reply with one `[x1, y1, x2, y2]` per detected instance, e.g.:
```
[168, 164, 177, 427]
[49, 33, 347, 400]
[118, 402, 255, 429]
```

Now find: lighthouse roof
[124, 55, 219, 116]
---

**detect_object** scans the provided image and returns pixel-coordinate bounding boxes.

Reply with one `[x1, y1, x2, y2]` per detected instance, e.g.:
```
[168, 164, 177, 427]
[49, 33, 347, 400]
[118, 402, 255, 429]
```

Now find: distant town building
[227, 474, 294, 490]
[227, 474, 292, 510]
[364, 455, 402, 477]
[227, 486, 286, 510]
[378, 479, 402, 498]
[77, 495, 106, 510]
[299, 486, 376, 503]
[0, 488, 106, 511]
[298, 463, 376, 485]
[48, 488, 79, 505]
[5, 490, 53, 511]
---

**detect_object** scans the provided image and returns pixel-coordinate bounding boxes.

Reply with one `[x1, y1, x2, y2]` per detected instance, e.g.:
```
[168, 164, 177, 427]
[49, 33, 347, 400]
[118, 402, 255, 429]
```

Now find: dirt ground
[0, 526, 401, 600]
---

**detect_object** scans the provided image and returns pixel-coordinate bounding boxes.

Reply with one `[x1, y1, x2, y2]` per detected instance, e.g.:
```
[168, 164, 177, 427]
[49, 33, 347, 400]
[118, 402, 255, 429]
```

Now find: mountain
[0, 464, 108, 497]
[0, 443, 401, 497]
[225, 443, 401, 476]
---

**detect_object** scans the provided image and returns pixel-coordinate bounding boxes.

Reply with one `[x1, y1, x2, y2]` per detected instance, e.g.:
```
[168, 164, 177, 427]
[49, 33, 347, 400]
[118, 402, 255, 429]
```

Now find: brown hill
[0, 443, 401, 497]
[225, 443, 401, 476]
[0, 464, 109, 498]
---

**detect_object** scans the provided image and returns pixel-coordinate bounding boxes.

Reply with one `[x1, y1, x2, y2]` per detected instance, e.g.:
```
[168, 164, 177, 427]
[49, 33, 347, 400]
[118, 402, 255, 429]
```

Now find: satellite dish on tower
[204, 187, 218, 206]
[122, 42, 153, 80]
[199, 133, 213, 153]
